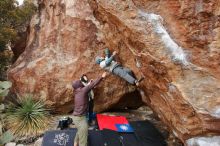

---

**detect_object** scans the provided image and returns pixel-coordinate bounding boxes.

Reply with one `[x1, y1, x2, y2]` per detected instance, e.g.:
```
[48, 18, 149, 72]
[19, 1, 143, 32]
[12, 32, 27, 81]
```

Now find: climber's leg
[123, 67, 136, 78]
[112, 66, 136, 84]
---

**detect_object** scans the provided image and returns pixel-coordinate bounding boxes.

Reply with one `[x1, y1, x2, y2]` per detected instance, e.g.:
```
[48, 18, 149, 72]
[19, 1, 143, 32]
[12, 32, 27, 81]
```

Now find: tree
[0, 0, 36, 80]
[0, 0, 36, 51]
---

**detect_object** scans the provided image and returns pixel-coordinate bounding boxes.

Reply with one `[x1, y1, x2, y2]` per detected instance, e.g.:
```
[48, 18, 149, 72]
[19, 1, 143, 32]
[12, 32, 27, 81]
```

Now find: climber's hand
[113, 51, 117, 56]
[137, 53, 142, 57]
[102, 72, 107, 78]
[88, 79, 93, 84]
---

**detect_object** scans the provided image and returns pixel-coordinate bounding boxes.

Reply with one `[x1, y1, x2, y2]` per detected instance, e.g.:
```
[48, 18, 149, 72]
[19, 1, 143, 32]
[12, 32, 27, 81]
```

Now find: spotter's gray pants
[112, 66, 136, 84]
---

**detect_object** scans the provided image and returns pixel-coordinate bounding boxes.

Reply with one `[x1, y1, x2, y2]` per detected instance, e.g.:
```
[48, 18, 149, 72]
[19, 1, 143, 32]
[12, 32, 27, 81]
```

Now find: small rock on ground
[5, 142, 16, 146]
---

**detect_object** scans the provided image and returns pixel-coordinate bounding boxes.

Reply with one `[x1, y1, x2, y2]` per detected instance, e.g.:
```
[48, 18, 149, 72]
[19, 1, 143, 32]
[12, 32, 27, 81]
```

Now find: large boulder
[89, 0, 220, 141]
[8, 0, 142, 113]
[8, 0, 220, 142]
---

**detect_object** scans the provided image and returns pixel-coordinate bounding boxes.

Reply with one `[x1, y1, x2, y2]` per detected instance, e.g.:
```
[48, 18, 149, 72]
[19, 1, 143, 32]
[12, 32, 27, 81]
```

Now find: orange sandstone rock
[8, 0, 220, 142]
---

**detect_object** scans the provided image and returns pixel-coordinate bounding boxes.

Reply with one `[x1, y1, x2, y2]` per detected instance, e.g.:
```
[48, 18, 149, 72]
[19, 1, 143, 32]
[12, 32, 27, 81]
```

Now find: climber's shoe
[135, 76, 145, 86]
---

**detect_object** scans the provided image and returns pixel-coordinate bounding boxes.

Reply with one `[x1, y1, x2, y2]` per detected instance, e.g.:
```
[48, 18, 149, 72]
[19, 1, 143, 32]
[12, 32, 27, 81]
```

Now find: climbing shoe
[137, 76, 145, 83]
[135, 76, 145, 86]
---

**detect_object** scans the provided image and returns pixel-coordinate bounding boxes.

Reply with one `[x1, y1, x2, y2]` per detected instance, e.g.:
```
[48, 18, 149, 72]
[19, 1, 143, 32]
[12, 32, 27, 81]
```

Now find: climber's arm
[100, 60, 107, 68]
[105, 56, 114, 66]
[105, 51, 117, 66]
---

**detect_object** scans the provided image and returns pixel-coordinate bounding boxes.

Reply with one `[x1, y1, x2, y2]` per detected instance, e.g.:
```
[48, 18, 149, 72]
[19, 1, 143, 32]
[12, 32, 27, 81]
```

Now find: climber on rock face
[72, 72, 107, 146]
[95, 48, 144, 86]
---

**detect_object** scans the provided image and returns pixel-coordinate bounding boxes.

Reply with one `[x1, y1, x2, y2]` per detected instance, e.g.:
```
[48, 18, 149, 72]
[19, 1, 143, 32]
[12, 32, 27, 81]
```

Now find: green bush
[0, 130, 14, 145]
[0, 81, 14, 145]
[6, 95, 50, 138]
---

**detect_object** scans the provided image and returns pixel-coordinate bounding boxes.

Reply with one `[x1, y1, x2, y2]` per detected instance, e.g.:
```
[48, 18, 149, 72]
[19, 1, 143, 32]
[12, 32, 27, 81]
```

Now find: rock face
[187, 136, 220, 146]
[8, 0, 220, 142]
[8, 0, 142, 113]
[11, 27, 29, 62]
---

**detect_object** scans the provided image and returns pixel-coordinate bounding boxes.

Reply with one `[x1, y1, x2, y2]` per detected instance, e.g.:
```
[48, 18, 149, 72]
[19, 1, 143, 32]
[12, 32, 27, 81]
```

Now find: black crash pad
[42, 129, 76, 146]
[130, 121, 167, 146]
[42, 120, 167, 146]
[101, 129, 122, 146]
[119, 133, 142, 146]
[88, 130, 105, 146]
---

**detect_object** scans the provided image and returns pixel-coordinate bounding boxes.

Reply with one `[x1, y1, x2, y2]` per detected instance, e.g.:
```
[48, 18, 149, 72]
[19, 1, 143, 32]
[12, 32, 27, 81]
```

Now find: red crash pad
[97, 114, 128, 131]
